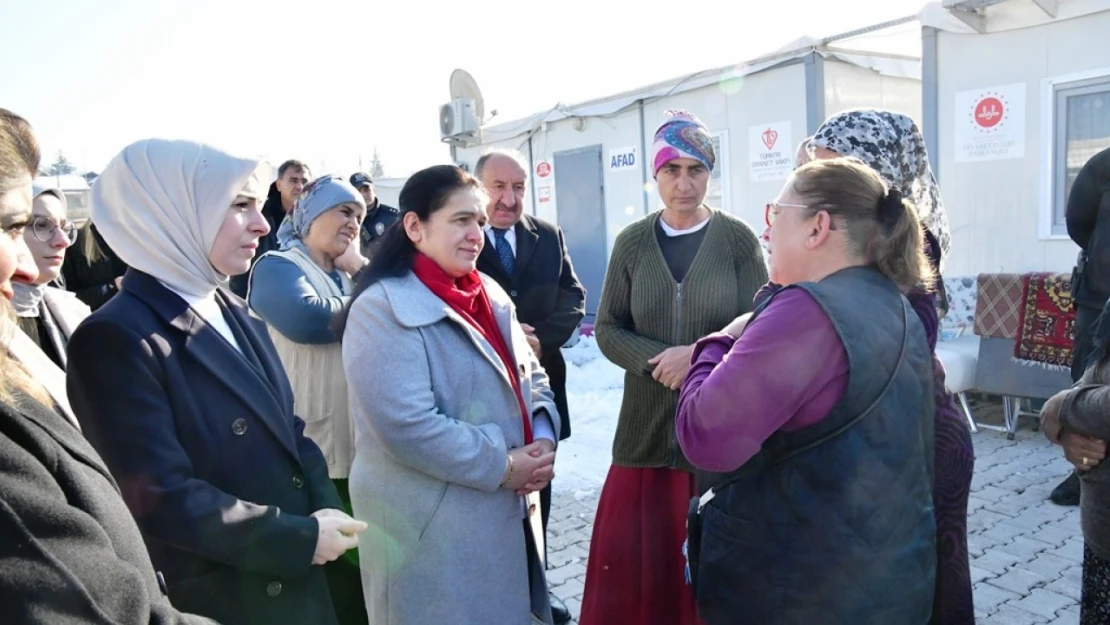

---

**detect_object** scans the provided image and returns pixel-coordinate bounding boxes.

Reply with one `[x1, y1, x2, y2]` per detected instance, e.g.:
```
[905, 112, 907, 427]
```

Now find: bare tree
[369, 148, 386, 179]
[44, 151, 77, 176]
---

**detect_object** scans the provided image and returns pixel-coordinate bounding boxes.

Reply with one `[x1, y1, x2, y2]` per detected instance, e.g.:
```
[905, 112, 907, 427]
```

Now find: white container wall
[824, 60, 923, 127]
[445, 22, 924, 312]
[926, 7, 1110, 278]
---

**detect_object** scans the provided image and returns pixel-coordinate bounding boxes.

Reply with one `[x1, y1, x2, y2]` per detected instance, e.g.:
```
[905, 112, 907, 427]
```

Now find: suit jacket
[65, 269, 343, 625]
[0, 388, 215, 625]
[477, 214, 586, 439]
[343, 271, 559, 624]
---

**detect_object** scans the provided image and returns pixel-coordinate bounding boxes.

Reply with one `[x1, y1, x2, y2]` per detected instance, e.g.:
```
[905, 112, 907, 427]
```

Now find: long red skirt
[579, 465, 703, 625]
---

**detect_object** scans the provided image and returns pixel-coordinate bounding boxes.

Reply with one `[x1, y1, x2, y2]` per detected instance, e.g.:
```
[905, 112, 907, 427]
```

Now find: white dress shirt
[484, 224, 517, 257]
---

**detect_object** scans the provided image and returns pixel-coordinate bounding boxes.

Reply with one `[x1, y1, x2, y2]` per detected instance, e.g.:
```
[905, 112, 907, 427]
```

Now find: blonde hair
[791, 157, 935, 293]
[0, 299, 52, 406]
[80, 219, 104, 263]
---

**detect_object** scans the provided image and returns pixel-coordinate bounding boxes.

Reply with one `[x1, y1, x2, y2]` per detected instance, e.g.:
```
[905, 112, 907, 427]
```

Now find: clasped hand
[648, 345, 693, 391]
[503, 440, 556, 496]
[311, 508, 368, 565]
[520, 323, 542, 359]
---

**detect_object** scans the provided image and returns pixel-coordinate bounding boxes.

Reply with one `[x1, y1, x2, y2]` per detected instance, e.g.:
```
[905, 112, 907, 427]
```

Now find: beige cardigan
[252, 248, 354, 479]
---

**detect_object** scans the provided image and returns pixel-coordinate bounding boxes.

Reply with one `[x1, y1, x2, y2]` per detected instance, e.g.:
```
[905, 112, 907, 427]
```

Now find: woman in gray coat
[334, 164, 561, 625]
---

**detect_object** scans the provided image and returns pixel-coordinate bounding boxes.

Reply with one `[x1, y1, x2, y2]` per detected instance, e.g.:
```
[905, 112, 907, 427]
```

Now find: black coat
[358, 200, 400, 260]
[66, 269, 343, 625]
[477, 214, 586, 439]
[60, 221, 128, 311]
[0, 390, 215, 625]
[1067, 146, 1110, 310]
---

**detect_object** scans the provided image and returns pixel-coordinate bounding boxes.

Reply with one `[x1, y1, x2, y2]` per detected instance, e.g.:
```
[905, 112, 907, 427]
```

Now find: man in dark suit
[475, 149, 585, 625]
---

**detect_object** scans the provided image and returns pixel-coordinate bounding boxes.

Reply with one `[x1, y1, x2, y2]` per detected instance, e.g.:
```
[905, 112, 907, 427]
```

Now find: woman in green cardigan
[579, 110, 768, 625]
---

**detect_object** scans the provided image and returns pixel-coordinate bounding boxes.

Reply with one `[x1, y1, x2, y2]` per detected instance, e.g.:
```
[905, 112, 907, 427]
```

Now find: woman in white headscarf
[65, 138, 368, 625]
[12, 182, 90, 370]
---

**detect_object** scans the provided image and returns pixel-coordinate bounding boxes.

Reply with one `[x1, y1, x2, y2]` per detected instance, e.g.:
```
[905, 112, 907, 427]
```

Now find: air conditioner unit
[440, 98, 478, 144]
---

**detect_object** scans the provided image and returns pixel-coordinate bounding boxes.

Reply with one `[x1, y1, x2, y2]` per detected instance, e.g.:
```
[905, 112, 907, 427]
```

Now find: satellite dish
[450, 69, 485, 121]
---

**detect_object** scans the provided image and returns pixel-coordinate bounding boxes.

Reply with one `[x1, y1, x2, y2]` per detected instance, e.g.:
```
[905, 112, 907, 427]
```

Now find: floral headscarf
[810, 109, 951, 271]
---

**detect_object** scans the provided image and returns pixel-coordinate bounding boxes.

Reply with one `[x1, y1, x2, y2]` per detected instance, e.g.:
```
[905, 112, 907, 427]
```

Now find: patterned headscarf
[650, 109, 716, 177]
[810, 109, 951, 271]
[276, 174, 365, 254]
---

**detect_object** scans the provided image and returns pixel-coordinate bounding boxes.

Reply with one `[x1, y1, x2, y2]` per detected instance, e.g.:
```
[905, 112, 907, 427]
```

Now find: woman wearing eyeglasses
[676, 158, 937, 624]
[12, 182, 89, 369]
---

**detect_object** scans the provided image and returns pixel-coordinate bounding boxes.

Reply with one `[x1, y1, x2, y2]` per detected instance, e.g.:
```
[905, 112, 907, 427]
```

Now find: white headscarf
[90, 139, 266, 298]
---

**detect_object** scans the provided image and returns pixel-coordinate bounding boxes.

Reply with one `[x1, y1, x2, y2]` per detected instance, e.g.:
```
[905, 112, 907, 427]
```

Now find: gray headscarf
[809, 109, 951, 271]
[276, 175, 365, 254]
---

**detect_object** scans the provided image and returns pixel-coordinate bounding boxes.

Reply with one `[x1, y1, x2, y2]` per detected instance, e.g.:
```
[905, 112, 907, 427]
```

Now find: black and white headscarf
[810, 109, 951, 271]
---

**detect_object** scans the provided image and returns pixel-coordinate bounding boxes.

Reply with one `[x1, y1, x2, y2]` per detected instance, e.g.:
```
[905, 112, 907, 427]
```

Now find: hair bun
[877, 188, 905, 231]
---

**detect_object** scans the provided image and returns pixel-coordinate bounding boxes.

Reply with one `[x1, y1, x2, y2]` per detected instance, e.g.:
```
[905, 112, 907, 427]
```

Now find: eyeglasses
[764, 202, 810, 227]
[30, 215, 78, 244]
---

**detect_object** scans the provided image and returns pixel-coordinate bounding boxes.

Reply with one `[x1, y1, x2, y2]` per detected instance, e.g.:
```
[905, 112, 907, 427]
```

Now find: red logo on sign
[762, 128, 779, 150]
[974, 97, 1004, 129]
[536, 162, 552, 177]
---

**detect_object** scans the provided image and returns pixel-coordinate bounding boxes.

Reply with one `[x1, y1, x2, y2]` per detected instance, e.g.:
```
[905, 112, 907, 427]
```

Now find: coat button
[231, 418, 247, 436]
[156, 571, 168, 596]
[292, 474, 305, 489]
[510, 289, 518, 297]
[266, 581, 282, 597]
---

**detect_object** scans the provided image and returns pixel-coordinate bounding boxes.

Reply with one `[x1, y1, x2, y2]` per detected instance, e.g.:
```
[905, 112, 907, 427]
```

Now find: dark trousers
[1074, 304, 1104, 383]
[326, 478, 368, 625]
[541, 481, 552, 558]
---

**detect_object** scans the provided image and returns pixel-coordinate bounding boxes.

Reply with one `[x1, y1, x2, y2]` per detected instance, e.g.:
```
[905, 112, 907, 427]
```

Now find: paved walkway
[545, 403, 1085, 624]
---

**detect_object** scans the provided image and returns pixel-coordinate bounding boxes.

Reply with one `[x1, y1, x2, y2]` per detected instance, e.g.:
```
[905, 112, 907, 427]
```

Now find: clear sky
[2, 0, 926, 178]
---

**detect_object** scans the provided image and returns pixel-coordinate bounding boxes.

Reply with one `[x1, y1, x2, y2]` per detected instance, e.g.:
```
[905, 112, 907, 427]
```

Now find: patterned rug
[974, 273, 1023, 339]
[1013, 272, 1076, 371]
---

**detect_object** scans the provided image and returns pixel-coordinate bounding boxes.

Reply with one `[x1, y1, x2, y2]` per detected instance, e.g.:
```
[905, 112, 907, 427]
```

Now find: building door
[554, 145, 607, 321]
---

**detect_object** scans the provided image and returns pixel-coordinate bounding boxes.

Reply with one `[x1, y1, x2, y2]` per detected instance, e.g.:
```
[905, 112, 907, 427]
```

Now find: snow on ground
[556, 336, 625, 498]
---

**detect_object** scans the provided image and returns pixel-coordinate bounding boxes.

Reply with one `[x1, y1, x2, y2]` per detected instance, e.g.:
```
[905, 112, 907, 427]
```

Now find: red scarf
[411, 252, 533, 444]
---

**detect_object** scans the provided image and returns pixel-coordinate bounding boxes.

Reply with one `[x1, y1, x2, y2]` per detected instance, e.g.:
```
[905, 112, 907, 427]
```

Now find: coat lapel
[125, 272, 298, 459]
[217, 290, 294, 405]
[513, 217, 540, 278]
[10, 390, 119, 487]
[3, 317, 80, 430]
[386, 273, 519, 389]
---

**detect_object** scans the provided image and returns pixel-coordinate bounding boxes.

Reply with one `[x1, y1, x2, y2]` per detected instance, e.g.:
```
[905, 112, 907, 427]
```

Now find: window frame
[1040, 66, 1110, 240]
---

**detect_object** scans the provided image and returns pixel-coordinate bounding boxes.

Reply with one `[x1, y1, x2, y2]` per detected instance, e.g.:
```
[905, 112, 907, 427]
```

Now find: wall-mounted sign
[535, 160, 553, 178]
[749, 121, 794, 182]
[538, 186, 551, 203]
[608, 146, 639, 171]
[954, 83, 1026, 162]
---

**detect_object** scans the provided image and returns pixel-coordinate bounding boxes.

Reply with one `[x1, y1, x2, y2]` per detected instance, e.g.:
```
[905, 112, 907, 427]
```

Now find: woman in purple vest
[677, 157, 938, 624]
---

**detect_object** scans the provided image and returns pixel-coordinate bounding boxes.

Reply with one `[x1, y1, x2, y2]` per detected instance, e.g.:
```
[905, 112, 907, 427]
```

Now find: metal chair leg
[1004, 396, 1019, 440]
[958, 392, 978, 433]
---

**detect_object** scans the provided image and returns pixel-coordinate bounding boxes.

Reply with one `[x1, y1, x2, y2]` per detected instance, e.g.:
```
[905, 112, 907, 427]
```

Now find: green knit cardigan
[595, 209, 768, 470]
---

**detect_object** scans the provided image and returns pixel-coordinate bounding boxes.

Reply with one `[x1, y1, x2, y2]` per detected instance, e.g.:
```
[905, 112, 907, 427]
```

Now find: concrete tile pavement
[545, 408, 1086, 624]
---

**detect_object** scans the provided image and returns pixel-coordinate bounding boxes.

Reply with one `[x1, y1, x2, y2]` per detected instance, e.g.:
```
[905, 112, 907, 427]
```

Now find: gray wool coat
[342, 270, 561, 625]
